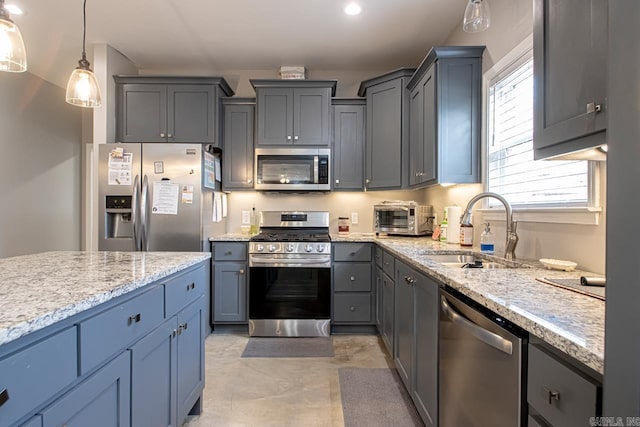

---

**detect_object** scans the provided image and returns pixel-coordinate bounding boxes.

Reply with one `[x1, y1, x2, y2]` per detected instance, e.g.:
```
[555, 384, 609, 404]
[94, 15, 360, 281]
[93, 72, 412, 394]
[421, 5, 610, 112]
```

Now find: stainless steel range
[248, 211, 331, 337]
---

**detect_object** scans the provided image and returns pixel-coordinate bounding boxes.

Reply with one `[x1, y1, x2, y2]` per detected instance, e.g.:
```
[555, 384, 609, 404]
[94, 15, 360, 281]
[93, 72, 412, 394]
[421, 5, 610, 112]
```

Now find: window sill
[476, 207, 602, 225]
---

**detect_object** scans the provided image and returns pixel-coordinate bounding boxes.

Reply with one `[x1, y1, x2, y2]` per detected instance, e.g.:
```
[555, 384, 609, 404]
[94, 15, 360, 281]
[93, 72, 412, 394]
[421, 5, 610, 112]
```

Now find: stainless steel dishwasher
[439, 288, 527, 426]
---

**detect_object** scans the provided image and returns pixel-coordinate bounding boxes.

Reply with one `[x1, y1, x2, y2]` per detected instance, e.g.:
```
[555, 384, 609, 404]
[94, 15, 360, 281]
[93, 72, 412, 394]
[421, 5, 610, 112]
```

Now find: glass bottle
[480, 222, 495, 254]
[440, 208, 448, 243]
[249, 206, 259, 235]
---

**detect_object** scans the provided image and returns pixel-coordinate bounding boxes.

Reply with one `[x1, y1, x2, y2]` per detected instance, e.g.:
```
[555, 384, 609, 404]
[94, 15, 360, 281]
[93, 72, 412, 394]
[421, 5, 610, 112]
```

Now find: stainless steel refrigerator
[99, 143, 220, 252]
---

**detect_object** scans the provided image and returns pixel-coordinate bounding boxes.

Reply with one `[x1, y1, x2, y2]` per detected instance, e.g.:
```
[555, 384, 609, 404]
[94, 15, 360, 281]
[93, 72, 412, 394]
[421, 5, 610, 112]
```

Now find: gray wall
[0, 72, 83, 257]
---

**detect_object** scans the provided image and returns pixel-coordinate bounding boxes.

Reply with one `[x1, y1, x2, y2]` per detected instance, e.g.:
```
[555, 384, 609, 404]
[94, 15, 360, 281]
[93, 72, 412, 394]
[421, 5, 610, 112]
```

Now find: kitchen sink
[424, 254, 520, 269]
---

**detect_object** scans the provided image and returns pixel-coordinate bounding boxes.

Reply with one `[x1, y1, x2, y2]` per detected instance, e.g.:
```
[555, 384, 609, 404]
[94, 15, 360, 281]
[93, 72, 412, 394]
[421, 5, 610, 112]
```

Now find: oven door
[248, 255, 331, 336]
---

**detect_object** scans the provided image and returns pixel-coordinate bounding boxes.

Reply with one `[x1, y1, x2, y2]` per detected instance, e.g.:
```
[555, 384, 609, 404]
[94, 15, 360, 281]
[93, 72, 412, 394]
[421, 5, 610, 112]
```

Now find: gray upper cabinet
[533, 0, 608, 159]
[115, 76, 234, 145]
[332, 99, 365, 190]
[406, 46, 484, 186]
[222, 98, 255, 191]
[358, 69, 414, 190]
[251, 80, 337, 146]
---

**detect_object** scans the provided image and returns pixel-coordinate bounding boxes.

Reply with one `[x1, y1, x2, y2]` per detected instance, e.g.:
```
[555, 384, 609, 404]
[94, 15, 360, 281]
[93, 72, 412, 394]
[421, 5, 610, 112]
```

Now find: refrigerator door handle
[132, 174, 141, 250]
[141, 175, 149, 251]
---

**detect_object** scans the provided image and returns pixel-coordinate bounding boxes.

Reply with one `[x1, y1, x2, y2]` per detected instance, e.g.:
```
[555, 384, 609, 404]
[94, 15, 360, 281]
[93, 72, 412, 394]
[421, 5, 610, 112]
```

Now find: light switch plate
[351, 212, 359, 224]
[241, 210, 251, 225]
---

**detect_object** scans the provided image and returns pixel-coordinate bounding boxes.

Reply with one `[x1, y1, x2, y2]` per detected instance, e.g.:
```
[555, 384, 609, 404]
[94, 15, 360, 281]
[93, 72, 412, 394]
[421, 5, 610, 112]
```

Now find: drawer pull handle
[0, 388, 9, 408]
[349, 306, 356, 312]
[225, 251, 232, 256]
[127, 313, 141, 325]
[172, 329, 178, 338]
[546, 389, 560, 405]
[187, 282, 195, 290]
[350, 276, 356, 281]
[350, 252, 356, 256]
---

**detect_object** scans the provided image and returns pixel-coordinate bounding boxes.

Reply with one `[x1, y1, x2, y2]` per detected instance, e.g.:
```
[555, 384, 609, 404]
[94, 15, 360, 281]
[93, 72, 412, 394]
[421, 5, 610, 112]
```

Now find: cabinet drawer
[374, 246, 383, 267]
[165, 265, 205, 318]
[333, 294, 372, 323]
[0, 328, 78, 427]
[213, 243, 247, 261]
[79, 285, 164, 374]
[333, 243, 371, 262]
[382, 251, 395, 277]
[334, 263, 372, 292]
[528, 345, 600, 427]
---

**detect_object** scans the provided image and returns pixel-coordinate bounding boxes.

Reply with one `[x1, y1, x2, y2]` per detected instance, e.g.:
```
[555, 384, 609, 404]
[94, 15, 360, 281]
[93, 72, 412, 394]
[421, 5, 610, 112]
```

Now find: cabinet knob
[239, 269, 245, 274]
[546, 388, 561, 405]
[167, 133, 173, 138]
[335, 179, 340, 184]
[160, 133, 166, 138]
[365, 179, 371, 184]
[294, 136, 299, 141]
[0, 388, 9, 408]
[172, 329, 178, 338]
[349, 306, 356, 312]
[247, 179, 253, 183]
[350, 276, 356, 281]
[287, 136, 292, 140]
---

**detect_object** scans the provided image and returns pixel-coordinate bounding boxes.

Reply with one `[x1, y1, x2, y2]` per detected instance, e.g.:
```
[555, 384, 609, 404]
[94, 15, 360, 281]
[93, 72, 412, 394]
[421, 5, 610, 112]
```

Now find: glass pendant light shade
[463, 0, 491, 33]
[0, 1, 27, 72]
[66, 57, 101, 107]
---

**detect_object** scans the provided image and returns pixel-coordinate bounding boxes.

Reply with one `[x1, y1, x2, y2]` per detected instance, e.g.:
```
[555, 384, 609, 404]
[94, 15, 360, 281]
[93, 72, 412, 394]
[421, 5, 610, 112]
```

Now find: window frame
[479, 35, 602, 225]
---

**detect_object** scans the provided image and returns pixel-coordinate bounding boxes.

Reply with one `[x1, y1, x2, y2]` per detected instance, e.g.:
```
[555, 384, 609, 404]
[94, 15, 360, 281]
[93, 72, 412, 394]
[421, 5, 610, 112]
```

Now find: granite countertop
[209, 231, 605, 374]
[0, 251, 211, 347]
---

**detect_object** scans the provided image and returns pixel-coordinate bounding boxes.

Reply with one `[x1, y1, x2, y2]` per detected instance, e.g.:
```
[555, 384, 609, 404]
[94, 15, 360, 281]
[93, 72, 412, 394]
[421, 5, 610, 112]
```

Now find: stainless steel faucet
[460, 192, 519, 260]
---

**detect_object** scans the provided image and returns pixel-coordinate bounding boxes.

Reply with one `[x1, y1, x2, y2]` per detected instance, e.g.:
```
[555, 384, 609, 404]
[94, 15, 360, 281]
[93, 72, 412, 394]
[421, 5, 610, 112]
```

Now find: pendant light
[463, 0, 491, 33]
[0, 0, 27, 72]
[66, 0, 101, 108]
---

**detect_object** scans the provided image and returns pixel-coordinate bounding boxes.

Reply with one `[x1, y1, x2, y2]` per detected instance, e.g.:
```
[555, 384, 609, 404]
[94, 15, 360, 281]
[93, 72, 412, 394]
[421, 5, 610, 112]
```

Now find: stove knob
[286, 244, 295, 252]
[317, 245, 325, 253]
[256, 244, 265, 252]
[268, 244, 278, 253]
[304, 244, 313, 253]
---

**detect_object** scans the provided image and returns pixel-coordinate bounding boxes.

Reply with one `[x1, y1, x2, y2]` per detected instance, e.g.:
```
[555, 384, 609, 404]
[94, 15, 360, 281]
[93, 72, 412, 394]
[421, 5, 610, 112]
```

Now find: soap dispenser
[480, 222, 494, 254]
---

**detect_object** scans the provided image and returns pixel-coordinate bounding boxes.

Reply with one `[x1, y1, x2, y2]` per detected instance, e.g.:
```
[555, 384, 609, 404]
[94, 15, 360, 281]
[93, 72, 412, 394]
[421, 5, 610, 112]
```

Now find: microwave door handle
[313, 155, 319, 184]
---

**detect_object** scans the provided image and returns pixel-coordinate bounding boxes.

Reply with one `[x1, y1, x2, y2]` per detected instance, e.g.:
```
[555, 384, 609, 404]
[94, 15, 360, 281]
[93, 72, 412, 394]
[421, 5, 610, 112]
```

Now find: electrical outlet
[241, 210, 251, 225]
[351, 212, 359, 225]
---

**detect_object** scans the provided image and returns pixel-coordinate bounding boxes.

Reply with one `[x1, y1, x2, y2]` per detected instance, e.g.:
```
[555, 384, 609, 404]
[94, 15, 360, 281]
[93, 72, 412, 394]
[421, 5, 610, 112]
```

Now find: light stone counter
[334, 234, 606, 375]
[0, 251, 210, 346]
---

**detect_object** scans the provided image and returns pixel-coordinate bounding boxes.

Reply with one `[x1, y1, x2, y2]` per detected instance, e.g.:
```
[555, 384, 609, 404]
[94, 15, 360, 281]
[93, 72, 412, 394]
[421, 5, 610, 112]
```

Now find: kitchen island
[0, 251, 210, 427]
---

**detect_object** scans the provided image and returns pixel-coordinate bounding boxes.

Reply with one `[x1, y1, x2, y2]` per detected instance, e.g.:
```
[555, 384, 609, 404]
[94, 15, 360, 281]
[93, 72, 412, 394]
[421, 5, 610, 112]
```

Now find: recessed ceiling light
[344, 2, 362, 16]
[5, 4, 24, 15]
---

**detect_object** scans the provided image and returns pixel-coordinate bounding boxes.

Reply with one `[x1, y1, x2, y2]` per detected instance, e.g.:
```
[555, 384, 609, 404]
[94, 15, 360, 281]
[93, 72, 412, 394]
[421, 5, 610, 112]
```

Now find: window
[486, 49, 595, 212]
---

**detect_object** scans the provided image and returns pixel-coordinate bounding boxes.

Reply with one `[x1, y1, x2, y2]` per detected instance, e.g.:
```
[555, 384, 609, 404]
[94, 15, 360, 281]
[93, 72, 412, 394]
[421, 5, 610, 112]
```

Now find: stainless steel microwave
[254, 148, 330, 191]
[374, 201, 434, 236]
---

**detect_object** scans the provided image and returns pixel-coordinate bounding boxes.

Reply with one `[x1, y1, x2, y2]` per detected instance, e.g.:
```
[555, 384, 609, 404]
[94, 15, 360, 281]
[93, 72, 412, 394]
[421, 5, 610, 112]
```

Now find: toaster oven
[374, 201, 434, 236]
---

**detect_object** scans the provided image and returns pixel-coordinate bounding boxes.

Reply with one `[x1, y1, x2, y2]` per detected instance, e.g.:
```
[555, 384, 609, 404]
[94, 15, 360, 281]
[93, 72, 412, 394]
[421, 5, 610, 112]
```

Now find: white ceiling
[12, 0, 469, 88]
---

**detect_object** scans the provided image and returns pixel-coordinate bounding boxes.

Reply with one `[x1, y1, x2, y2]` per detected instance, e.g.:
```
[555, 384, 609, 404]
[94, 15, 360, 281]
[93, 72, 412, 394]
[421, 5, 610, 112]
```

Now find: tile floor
[185, 333, 394, 427]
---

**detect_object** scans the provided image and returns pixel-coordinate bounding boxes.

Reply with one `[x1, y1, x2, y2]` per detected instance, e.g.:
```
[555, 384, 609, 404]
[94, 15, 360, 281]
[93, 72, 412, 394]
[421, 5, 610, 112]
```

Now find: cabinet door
[413, 274, 439, 427]
[333, 104, 365, 190]
[257, 88, 294, 145]
[533, 0, 607, 156]
[168, 85, 217, 144]
[130, 317, 178, 427]
[409, 85, 424, 186]
[420, 66, 437, 184]
[117, 84, 168, 142]
[41, 352, 131, 427]
[394, 263, 414, 390]
[381, 273, 395, 356]
[293, 87, 331, 145]
[366, 79, 403, 189]
[375, 266, 383, 332]
[213, 262, 247, 322]
[176, 298, 205, 424]
[222, 104, 255, 190]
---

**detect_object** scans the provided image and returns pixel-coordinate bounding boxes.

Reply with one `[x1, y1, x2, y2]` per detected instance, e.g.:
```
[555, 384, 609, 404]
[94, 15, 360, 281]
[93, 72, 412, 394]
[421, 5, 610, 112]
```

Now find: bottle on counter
[338, 217, 350, 235]
[480, 222, 495, 254]
[460, 220, 474, 247]
[249, 205, 259, 235]
[440, 208, 448, 243]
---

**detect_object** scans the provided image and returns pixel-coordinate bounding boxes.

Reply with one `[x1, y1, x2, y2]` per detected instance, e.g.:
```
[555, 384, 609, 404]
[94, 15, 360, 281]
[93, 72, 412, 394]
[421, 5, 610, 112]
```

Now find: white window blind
[487, 56, 590, 208]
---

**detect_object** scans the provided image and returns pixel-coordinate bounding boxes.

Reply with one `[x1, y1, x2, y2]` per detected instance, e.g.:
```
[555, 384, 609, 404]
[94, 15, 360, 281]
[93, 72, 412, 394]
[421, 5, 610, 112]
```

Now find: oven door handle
[441, 296, 513, 355]
[250, 257, 331, 268]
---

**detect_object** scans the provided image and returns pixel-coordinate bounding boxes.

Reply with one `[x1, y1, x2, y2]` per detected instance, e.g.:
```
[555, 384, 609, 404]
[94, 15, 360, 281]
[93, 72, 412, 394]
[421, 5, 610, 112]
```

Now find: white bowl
[539, 258, 577, 271]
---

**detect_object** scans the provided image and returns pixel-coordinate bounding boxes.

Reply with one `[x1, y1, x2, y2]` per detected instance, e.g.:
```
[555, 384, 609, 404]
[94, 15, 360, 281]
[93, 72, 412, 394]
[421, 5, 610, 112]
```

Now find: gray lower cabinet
[380, 267, 395, 356]
[332, 243, 374, 325]
[212, 242, 248, 323]
[358, 69, 414, 190]
[527, 343, 602, 427]
[332, 99, 365, 190]
[41, 351, 131, 427]
[533, 0, 608, 159]
[114, 76, 233, 145]
[406, 46, 484, 186]
[251, 80, 337, 146]
[394, 259, 439, 427]
[222, 99, 255, 190]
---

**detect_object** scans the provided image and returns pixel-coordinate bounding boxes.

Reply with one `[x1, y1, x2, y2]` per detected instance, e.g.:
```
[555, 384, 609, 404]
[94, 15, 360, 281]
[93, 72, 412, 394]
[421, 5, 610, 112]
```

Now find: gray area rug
[241, 337, 334, 358]
[339, 368, 423, 427]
